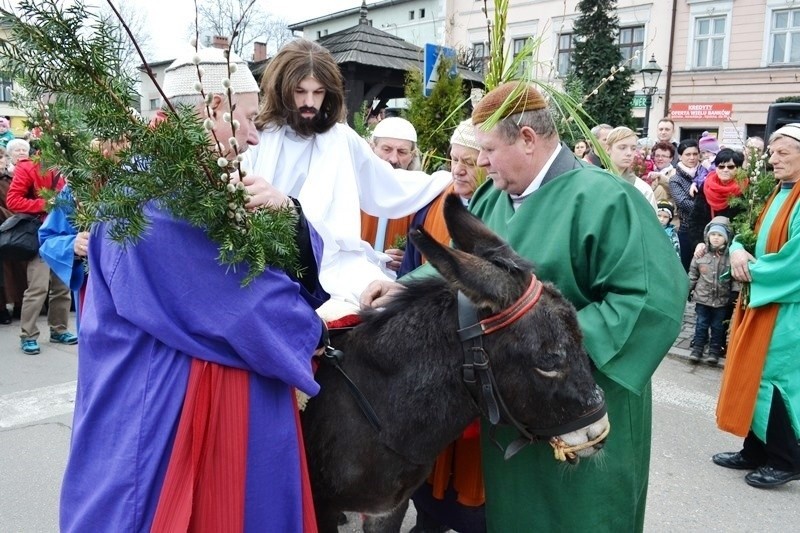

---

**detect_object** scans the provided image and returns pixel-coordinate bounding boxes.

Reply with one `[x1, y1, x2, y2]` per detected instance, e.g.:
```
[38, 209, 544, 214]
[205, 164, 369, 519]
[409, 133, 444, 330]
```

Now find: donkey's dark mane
[357, 276, 456, 331]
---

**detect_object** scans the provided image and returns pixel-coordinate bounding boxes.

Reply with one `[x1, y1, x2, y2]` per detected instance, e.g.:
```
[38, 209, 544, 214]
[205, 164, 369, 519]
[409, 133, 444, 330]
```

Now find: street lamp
[640, 54, 663, 139]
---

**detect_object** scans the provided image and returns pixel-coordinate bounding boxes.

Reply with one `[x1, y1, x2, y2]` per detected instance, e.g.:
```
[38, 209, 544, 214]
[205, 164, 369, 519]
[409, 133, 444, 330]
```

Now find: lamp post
[640, 54, 663, 139]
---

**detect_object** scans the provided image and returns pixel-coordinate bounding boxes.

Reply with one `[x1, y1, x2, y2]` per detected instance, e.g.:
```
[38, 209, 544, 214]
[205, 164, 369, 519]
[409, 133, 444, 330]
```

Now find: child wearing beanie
[656, 200, 680, 257]
[692, 131, 720, 191]
[688, 216, 738, 366]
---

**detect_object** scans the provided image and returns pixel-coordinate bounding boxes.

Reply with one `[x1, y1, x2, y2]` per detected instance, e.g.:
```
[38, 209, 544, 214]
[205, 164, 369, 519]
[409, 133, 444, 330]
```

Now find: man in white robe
[245, 39, 448, 317]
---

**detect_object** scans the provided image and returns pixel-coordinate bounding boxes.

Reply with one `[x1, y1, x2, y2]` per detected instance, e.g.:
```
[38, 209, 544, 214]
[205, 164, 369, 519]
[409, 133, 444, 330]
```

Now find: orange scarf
[716, 181, 800, 436]
[421, 185, 455, 246]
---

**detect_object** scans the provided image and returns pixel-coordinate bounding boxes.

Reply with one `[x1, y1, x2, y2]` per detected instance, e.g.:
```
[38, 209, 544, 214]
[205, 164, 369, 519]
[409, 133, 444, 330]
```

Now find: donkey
[301, 195, 609, 532]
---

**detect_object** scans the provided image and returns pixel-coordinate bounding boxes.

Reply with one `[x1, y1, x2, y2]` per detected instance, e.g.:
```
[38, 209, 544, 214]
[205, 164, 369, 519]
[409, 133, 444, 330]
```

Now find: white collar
[509, 143, 562, 209]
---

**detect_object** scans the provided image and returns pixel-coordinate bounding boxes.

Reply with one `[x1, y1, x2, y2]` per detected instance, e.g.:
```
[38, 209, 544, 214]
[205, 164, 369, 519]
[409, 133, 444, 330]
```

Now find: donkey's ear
[442, 194, 530, 275]
[409, 226, 527, 311]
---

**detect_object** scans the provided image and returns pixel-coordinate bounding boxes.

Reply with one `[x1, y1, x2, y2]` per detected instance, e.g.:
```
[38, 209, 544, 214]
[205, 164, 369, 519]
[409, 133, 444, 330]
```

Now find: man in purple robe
[60, 47, 328, 532]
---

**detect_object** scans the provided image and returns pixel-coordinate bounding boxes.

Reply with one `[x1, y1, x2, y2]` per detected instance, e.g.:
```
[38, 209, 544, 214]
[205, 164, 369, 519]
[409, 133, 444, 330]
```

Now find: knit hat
[450, 119, 480, 151]
[707, 224, 729, 241]
[372, 117, 417, 143]
[656, 201, 674, 221]
[698, 131, 720, 155]
[773, 123, 800, 143]
[472, 81, 547, 125]
[163, 47, 258, 99]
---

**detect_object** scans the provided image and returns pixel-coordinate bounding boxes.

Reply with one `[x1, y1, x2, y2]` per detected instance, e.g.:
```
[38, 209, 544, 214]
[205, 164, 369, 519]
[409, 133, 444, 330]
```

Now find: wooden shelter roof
[317, 22, 483, 83]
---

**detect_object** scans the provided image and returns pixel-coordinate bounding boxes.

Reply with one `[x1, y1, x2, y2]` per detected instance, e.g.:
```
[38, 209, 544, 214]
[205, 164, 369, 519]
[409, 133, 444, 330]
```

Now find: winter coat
[5, 159, 64, 220]
[689, 216, 739, 307]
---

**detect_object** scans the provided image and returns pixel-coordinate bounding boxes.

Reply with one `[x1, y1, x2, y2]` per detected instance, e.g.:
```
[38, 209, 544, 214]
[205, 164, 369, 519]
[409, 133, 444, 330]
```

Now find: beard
[289, 106, 326, 137]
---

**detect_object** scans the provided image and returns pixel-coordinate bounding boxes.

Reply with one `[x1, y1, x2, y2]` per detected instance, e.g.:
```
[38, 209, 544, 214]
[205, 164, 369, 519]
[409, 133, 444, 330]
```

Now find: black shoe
[712, 451, 760, 470]
[0, 308, 10, 325]
[689, 349, 703, 363]
[703, 352, 720, 366]
[745, 466, 800, 488]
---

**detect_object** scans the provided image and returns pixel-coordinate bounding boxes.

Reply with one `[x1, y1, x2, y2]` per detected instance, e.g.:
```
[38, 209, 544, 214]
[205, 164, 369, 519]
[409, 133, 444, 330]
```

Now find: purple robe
[60, 204, 327, 532]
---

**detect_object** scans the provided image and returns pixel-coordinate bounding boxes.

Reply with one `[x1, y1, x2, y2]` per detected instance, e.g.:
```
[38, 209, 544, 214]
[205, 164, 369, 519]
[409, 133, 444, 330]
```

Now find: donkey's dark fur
[301, 195, 605, 532]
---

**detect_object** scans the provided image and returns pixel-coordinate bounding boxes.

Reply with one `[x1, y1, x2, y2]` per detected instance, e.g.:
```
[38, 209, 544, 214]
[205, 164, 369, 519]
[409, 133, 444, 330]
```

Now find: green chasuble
[730, 185, 800, 441]
[465, 166, 687, 532]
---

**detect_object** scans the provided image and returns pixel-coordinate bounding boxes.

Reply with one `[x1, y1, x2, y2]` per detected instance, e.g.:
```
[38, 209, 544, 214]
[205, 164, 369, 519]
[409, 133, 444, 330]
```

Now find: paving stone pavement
[668, 300, 726, 368]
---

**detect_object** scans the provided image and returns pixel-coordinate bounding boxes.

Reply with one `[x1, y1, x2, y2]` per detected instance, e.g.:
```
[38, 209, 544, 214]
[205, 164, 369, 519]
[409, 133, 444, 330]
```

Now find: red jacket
[6, 159, 64, 220]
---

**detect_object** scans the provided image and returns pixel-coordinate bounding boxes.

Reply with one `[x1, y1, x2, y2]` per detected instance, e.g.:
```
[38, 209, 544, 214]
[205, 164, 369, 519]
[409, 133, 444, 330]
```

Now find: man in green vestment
[713, 123, 800, 488]
[362, 81, 687, 531]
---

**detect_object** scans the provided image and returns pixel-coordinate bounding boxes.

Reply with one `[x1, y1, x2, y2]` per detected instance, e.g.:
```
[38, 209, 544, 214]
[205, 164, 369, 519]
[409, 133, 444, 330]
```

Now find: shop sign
[670, 103, 733, 121]
[631, 95, 649, 108]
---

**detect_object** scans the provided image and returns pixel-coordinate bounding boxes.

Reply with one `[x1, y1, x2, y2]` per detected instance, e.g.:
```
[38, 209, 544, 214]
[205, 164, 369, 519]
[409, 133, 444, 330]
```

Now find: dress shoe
[712, 451, 760, 470]
[745, 466, 800, 488]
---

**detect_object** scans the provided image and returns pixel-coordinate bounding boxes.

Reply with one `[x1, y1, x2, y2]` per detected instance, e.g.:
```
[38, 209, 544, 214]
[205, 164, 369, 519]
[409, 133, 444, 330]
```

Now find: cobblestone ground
[668, 300, 726, 368]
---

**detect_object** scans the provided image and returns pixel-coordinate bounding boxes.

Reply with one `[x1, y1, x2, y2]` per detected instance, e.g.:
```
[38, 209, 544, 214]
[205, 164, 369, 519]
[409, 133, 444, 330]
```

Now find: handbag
[0, 170, 61, 261]
[0, 213, 42, 260]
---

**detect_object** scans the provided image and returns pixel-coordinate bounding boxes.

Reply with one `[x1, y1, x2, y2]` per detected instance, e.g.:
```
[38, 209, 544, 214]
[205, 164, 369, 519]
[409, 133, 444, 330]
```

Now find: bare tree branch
[193, 0, 291, 58]
[99, 0, 153, 73]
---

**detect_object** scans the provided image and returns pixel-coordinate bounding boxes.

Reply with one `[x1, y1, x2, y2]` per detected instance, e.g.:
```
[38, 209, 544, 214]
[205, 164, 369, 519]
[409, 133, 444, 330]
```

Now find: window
[556, 33, 575, 76]
[513, 37, 532, 76]
[0, 75, 12, 103]
[419, 9, 426, 19]
[473, 42, 489, 74]
[149, 98, 160, 110]
[618, 25, 644, 70]
[409, 10, 415, 20]
[694, 16, 726, 68]
[769, 8, 800, 64]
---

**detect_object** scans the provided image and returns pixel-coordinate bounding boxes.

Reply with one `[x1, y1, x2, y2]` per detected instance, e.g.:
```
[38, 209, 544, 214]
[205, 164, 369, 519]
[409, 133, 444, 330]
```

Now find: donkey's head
[409, 194, 608, 461]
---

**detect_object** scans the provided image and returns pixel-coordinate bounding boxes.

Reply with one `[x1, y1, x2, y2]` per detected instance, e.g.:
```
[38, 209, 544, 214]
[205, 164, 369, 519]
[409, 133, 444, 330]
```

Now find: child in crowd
[688, 216, 738, 366]
[656, 200, 680, 257]
[693, 131, 719, 191]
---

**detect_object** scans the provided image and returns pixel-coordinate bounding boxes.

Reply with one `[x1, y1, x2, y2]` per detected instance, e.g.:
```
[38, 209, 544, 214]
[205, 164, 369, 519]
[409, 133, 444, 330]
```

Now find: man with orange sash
[714, 123, 800, 488]
[403, 120, 486, 532]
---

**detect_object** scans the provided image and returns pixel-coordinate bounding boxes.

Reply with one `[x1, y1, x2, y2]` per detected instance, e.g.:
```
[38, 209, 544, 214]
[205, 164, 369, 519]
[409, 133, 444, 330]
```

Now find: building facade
[669, 0, 800, 146]
[288, 0, 445, 48]
[0, 23, 29, 137]
[444, 0, 675, 138]
[296, 0, 796, 146]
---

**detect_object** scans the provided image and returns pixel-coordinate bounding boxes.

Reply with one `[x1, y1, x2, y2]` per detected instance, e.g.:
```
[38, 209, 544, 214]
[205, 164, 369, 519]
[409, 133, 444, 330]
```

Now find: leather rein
[457, 276, 608, 461]
[320, 274, 608, 464]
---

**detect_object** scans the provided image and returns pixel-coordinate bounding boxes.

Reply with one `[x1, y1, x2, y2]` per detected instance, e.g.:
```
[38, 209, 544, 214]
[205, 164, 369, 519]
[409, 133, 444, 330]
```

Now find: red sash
[151, 359, 249, 532]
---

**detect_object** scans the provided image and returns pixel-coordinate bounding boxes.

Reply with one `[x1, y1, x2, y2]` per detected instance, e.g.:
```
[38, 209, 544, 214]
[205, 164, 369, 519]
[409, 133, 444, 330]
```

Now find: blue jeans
[693, 303, 728, 353]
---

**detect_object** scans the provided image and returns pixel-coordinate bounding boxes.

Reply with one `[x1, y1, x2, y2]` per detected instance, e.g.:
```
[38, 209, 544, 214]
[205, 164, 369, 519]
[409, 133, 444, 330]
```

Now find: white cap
[372, 117, 417, 143]
[163, 46, 259, 99]
[773, 123, 800, 144]
[450, 119, 480, 151]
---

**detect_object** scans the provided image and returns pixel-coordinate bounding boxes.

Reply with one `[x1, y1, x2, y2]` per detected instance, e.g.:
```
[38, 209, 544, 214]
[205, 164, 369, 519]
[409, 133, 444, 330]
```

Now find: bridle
[457, 275, 609, 462]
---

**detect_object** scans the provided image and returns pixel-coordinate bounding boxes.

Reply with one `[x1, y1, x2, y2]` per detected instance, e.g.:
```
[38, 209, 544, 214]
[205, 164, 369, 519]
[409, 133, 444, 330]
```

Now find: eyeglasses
[717, 164, 738, 170]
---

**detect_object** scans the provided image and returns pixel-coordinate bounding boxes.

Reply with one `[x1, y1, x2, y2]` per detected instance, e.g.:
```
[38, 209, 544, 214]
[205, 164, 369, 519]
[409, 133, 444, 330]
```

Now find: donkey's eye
[535, 368, 563, 378]
[534, 353, 563, 378]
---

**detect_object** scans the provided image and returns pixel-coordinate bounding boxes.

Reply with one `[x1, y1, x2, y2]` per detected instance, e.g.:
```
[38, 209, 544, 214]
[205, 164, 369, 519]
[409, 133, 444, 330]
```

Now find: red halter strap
[480, 276, 544, 335]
